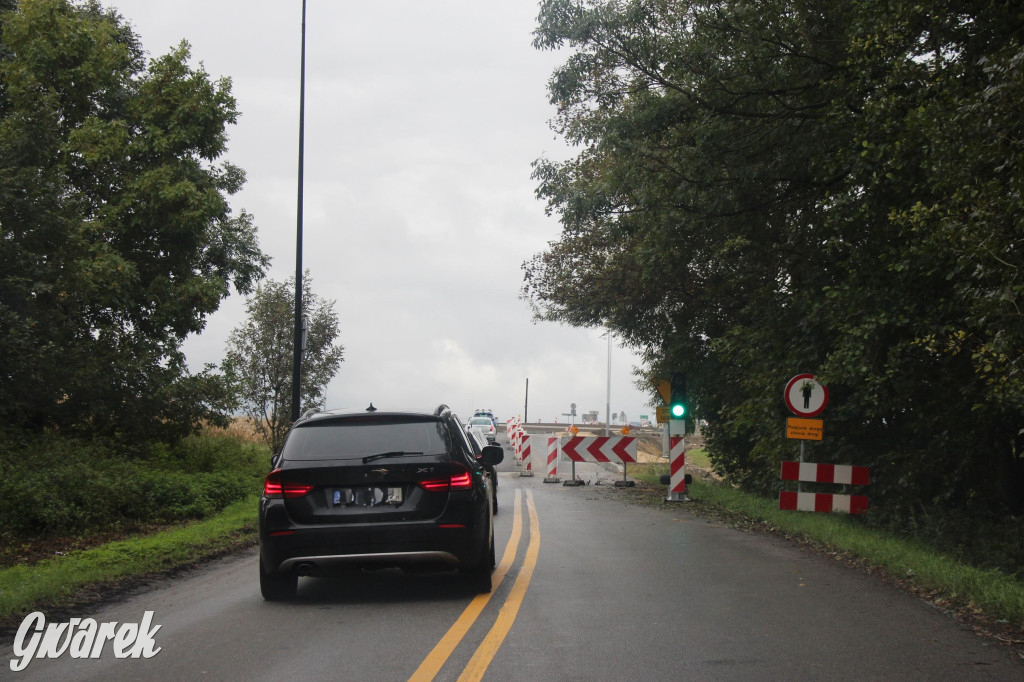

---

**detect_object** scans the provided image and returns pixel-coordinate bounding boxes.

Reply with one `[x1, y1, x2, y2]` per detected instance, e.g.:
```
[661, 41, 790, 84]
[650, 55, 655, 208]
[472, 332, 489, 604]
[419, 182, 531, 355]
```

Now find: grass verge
[626, 462, 1024, 641]
[0, 494, 258, 636]
[681, 447, 711, 470]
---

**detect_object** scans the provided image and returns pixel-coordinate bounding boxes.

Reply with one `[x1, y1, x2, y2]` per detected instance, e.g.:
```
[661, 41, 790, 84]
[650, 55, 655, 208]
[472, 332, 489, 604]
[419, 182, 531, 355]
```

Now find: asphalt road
[3, 436, 1022, 680]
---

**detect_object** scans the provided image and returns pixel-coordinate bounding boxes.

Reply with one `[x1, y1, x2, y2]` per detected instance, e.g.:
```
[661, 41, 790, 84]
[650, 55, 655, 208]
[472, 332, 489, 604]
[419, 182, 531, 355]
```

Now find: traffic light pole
[662, 415, 669, 459]
[605, 329, 611, 437]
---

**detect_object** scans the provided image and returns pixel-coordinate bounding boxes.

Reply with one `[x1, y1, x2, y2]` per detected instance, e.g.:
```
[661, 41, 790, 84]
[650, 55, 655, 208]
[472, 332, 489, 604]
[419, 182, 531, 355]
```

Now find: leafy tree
[526, 0, 855, 484]
[816, 0, 1024, 516]
[0, 0, 268, 442]
[222, 271, 344, 453]
[525, 0, 1024, 517]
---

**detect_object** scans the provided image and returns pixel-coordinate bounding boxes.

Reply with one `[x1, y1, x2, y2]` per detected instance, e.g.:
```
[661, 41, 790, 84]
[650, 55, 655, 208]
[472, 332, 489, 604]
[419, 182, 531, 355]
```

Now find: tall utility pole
[524, 378, 529, 423]
[291, 0, 307, 422]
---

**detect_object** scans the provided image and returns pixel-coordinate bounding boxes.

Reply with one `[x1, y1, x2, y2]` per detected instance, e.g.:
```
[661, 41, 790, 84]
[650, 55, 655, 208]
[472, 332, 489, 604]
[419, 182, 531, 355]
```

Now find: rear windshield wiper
[362, 451, 424, 463]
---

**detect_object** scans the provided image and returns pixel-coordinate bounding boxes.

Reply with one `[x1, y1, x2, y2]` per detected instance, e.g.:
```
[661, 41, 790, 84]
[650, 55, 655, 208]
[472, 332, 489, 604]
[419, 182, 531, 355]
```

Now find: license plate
[329, 487, 403, 507]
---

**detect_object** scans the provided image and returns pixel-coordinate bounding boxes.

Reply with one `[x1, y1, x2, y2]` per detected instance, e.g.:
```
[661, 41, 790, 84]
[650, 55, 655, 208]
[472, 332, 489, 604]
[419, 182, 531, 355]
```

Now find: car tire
[488, 527, 496, 567]
[461, 525, 494, 594]
[260, 558, 297, 601]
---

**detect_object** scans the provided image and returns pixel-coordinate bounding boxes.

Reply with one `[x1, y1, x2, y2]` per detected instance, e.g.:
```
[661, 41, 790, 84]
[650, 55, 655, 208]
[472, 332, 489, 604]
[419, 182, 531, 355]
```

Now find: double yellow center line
[408, 488, 540, 681]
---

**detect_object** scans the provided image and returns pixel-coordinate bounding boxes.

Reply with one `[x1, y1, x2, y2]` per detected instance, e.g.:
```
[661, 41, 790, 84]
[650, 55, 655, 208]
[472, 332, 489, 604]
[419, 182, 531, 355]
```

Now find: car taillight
[419, 463, 474, 492]
[264, 469, 314, 499]
[450, 466, 473, 489]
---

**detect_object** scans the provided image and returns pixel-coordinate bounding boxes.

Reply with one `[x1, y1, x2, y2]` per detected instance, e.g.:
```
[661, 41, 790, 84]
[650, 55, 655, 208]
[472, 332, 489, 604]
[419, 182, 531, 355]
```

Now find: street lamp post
[524, 377, 529, 423]
[291, 0, 307, 422]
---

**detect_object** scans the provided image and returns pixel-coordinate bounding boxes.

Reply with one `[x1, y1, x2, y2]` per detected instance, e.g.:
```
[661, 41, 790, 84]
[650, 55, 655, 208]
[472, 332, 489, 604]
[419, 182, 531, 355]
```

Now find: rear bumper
[280, 550, 460, 574]
[259, 502, 487, 576]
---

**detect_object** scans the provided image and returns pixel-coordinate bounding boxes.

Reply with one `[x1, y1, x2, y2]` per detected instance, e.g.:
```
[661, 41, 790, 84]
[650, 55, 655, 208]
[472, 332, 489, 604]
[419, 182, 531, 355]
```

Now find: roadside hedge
[0, 430, 267, 539]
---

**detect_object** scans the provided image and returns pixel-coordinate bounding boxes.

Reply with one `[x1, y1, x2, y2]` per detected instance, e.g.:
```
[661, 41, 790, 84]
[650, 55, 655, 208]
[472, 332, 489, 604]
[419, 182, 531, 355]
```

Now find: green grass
[629, 462, 1024, 628]
[684, 447, 710, 469]
[0, 495, 258, 629]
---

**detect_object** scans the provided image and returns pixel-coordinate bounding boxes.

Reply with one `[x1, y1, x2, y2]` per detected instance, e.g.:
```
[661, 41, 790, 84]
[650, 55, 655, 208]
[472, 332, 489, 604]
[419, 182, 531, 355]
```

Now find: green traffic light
[669, 371, 688, 420]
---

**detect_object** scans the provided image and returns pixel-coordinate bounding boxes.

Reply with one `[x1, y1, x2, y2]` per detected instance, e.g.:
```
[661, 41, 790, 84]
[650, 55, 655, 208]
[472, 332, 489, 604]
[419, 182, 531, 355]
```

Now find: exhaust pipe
[295, 562, 316, 575]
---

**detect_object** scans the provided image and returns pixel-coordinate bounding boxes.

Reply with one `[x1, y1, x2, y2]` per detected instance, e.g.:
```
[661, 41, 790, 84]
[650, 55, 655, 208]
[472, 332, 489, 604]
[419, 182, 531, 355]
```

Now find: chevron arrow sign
[561, 436, 637, 464]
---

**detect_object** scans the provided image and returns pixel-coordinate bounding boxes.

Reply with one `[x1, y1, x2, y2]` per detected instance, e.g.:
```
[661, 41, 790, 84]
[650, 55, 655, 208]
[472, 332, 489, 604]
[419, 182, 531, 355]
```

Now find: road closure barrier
[779, 491, 868, 514]
[781, 461, 869, 486]
[519, 435, 561, 481]
[666, 437, 687, 501]
[507, 431, 639, 486]
[508, 421, 523, 462]
[519, 434, 534, 477]
[561, 436, 638, 486]
[561, 436, 637, 463]
[543, 436, 560, 483]
[778, 460, 869, 514]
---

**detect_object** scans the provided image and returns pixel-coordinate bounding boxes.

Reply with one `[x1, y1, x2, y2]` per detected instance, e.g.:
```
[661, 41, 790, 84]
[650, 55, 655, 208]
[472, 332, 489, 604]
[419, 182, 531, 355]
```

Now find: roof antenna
[366, 403, 377, 412]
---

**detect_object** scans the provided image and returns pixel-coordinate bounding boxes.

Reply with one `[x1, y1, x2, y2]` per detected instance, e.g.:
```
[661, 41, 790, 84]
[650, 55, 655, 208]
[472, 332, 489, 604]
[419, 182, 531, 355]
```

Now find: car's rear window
[469, 418, 491, 426]
[281, 416, 451, 461]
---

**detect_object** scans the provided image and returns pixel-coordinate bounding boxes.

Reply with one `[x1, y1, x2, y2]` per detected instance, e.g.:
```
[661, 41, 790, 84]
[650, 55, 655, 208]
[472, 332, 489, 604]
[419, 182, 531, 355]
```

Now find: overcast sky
[109, 0, 657, 425]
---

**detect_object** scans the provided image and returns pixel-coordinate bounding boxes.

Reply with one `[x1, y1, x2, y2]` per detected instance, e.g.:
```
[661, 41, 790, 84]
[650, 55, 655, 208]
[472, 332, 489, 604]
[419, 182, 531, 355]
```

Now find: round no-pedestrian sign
[784, 374, 828, 417]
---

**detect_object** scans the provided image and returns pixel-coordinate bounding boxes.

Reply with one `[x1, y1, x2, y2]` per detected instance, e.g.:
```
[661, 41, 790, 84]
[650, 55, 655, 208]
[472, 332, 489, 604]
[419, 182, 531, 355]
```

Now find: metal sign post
[784, 374, 828, 493]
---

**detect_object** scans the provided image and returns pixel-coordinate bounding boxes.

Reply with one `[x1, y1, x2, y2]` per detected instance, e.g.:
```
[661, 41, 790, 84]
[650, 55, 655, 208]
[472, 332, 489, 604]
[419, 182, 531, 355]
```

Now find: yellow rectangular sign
[787, 418, 823, 440]
[656, 406, 670, 424]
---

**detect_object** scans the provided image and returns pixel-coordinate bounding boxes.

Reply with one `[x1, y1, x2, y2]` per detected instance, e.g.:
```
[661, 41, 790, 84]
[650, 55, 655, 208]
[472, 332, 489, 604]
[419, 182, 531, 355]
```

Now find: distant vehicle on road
[473, 409, 499, 429]
[468, 416, 497, 444]
[258, 404, 504, 600]
[465, 427, 499, 514]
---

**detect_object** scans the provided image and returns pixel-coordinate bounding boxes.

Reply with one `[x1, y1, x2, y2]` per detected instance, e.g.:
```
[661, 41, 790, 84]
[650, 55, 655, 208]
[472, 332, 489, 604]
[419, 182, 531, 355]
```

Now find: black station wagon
[258, 404, 504, 600]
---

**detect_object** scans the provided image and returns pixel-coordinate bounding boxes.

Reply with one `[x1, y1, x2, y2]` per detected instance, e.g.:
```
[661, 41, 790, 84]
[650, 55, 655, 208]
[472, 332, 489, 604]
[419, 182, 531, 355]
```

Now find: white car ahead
[467, 416, 497, 444]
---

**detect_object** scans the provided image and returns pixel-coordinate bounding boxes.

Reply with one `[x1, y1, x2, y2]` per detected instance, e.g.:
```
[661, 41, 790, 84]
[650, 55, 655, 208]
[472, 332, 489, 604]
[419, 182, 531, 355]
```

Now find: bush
[867, 502, 1024, 580]
[0, 429, 267, 541]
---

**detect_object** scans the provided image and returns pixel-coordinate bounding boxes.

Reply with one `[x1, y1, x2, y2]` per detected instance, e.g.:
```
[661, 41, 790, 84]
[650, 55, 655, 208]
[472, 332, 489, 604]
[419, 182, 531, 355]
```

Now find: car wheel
[492, 490, 499, 515]
[461, 524, 494, 593]
[260, 558, 297, 601]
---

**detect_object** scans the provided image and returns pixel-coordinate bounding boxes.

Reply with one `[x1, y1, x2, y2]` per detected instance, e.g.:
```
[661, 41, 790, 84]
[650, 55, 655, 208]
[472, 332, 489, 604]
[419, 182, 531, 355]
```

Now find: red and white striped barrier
[780, 461, 869, 486]
[667, 437, 687, 500]
[779, 460, 870, 514]
[545, 436, 559, 480]
[508, 421, 522, 460]
[561, 436, 637, 463]
[779, 491, 868, 514]
[520, 434, 533, 473]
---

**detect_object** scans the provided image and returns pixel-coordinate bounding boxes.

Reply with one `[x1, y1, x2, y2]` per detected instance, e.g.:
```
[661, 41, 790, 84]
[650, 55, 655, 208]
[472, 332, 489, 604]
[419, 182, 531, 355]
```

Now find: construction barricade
[543, 436, 560, 483]
[561, 436, 637, 486]
[666, 437, 687, 501]
[519, 432, 535, 477]
[778, 461, 870, 514]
